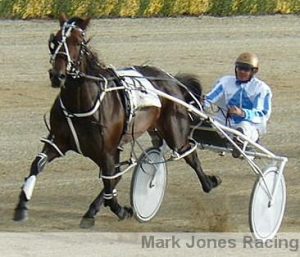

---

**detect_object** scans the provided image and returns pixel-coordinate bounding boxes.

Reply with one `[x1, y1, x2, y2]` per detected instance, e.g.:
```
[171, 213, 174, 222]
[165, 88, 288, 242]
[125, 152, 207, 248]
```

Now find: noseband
[49, 21, 86, 78]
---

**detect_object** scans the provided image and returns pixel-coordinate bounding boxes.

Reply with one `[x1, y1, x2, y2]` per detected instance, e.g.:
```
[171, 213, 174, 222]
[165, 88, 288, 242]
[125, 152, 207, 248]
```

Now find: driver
[204, 52, 272, 157]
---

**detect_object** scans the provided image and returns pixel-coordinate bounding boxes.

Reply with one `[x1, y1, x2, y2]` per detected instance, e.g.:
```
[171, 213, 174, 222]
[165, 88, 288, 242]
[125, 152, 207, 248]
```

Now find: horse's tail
[175, 73, 203, 104]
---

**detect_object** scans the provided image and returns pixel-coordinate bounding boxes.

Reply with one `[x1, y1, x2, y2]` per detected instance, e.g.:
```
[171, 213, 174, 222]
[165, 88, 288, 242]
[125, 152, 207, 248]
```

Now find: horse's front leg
[13, 138, 65, 221]
[80, 189, 104, 228]
[80, 149, 124, 228]
[80, 176, 122, 228]
[101, 154, 133, 220]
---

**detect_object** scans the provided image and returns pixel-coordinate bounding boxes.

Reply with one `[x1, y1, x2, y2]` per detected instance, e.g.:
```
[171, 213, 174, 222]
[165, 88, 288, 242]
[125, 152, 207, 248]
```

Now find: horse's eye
[50, 42, 55, 51]
[48, 34, 57, 54]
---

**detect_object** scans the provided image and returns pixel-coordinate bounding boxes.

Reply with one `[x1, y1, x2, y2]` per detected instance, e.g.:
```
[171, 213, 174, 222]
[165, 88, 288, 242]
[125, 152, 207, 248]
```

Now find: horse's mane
[83, 45, 107, 76]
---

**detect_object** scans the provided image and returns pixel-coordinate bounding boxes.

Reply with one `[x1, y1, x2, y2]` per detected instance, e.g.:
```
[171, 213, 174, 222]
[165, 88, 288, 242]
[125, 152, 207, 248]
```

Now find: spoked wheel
[249, 166, 286, 240]
[130, 147, 167, 222]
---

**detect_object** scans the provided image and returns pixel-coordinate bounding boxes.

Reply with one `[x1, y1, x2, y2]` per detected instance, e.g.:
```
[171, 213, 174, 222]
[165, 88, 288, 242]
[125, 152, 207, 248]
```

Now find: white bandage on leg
[23, 175, 37, 200]
[103, 189, 118, 200]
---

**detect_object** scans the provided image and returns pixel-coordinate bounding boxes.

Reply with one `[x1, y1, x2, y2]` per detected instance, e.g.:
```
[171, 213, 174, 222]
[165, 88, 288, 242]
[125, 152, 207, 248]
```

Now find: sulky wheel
[130, 147, 167, 222]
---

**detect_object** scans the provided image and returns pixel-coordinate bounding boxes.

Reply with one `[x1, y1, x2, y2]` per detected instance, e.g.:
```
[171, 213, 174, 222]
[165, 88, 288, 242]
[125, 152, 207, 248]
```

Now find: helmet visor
[235, 63, 253, 72]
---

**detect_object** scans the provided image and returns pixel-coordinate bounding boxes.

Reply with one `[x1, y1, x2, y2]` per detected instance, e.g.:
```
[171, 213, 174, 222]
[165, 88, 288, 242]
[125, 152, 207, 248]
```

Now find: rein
[49, 20, 204, 166]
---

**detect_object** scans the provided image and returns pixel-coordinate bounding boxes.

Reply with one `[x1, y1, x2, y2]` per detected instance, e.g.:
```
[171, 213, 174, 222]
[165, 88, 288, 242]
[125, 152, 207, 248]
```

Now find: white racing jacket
[204, 75, 272, 135]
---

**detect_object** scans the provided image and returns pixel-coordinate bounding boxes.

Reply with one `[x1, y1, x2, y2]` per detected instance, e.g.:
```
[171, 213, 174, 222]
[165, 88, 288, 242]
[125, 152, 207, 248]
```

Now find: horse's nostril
[58, 74, 66, 81]
[48, 70, 53, 79]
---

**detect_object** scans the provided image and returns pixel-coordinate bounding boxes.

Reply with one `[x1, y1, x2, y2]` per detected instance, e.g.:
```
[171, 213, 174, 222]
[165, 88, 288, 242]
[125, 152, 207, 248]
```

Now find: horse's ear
[59, 13, 68, 27]
[82, 17, 91, 30]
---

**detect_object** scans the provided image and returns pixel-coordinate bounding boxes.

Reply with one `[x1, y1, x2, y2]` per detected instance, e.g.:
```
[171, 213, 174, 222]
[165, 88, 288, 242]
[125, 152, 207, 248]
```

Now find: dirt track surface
[0, 15, 299, 233]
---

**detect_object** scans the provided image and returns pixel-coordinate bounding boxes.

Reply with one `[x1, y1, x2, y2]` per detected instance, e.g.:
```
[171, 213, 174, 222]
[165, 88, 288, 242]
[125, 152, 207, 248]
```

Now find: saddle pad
[116, 68, 162, 109]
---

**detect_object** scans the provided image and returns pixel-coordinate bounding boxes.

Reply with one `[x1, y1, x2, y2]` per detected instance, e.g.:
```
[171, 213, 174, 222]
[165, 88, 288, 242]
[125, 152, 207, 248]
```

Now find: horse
[13, 14, 221, 227]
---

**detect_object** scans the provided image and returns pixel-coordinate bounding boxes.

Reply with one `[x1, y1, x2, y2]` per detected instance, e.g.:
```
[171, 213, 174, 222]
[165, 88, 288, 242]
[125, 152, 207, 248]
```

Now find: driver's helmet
[235, 52, 259, 70]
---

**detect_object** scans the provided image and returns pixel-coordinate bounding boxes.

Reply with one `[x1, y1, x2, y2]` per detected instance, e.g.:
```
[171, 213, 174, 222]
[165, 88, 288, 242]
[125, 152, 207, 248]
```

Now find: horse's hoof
[13, 208, 28, 222]
[80, 217, 95, 229]
[118, 206, 133, 220]
[124, 206, 134, 218]
[211, 175, 222, 188]
[203, 176, 222, 193]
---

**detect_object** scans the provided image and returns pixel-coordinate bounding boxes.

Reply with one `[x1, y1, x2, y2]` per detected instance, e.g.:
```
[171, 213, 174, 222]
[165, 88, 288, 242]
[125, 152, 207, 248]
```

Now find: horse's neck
[60, 52, 121, 114]
[60, 79, 99, 113]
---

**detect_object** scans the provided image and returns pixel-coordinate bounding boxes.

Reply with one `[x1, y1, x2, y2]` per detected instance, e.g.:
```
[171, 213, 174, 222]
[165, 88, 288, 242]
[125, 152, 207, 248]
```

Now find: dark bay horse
[13, 15, 221, 226]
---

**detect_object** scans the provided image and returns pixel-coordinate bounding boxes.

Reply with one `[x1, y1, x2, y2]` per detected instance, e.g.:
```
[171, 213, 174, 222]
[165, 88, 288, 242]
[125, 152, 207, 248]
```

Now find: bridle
[49, 21, 87, 78]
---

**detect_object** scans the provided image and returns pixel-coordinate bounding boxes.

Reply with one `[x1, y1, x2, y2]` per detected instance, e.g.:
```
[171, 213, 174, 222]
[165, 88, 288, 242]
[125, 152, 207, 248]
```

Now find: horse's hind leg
[158, 111, 221, 193]
[148, 129, 163, 148]
[183, 151, 221, 193]
[13, 138, 66, 221]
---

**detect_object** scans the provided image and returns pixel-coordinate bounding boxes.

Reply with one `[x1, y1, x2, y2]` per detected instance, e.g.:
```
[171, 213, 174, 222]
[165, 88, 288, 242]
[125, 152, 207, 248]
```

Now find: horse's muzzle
[49, 69, 66, 88]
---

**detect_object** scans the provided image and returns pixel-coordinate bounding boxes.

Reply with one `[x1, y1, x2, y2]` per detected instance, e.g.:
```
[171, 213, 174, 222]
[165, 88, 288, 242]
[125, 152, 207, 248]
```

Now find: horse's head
[48, 14, 90, 88]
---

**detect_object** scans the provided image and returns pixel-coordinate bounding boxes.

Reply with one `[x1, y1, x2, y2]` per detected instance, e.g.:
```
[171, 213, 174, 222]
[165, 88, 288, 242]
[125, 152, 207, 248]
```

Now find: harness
[108, 68, 134, 134]
[48, 21, 132, 154]
[59, 95, 101, 155]
[45, 20, 201, 181]
[49, 21, 86, 78]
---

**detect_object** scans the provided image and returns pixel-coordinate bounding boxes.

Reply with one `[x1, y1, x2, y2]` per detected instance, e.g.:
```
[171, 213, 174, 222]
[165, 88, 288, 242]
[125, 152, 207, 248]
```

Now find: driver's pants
[214, 115, 259, 143]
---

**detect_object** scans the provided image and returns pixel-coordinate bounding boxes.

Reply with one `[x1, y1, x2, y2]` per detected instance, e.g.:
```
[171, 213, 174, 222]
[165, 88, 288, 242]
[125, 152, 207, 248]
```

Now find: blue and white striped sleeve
[204, 81, 224, 109]
[243, 88, 272, 124]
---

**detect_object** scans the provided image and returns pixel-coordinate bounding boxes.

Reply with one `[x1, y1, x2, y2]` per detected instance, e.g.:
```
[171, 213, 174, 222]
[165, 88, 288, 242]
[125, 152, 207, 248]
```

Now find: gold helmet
[235, 52, 259, 70]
